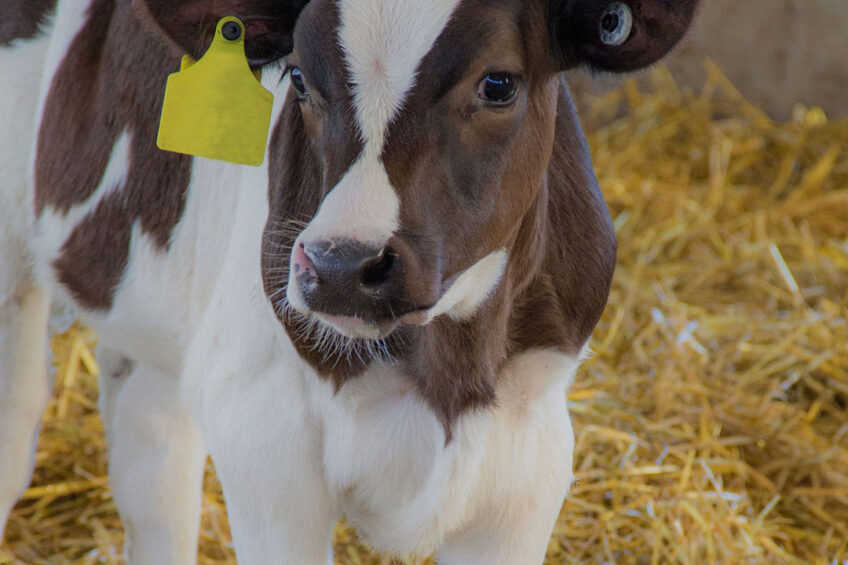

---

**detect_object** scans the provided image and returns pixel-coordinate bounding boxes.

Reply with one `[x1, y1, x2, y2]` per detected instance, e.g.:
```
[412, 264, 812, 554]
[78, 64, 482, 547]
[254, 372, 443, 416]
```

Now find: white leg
[436, 492, 568, 565]
[101, 359, 206, 565]
[0, 24, 53, 540]
[96, 345, 135, 447]
[438, 392, 575, 565]
[0, 284, 50, 537]
[200, 369, 338, 565]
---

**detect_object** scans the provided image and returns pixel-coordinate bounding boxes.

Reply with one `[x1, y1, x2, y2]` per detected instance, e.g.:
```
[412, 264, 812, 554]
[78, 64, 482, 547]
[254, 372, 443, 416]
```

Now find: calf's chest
[307, 349, 579, 554]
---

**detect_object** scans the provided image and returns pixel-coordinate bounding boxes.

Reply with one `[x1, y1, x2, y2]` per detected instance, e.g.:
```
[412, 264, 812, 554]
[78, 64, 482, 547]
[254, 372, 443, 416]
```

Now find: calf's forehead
[336, 0, 463, 150]
[295, 0, 537, 148]
[296, 0, 463, 149]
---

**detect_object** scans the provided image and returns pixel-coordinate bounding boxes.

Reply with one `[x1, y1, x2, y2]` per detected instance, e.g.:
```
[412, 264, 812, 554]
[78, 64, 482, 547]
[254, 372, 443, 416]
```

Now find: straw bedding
[2, 64, 847, 564]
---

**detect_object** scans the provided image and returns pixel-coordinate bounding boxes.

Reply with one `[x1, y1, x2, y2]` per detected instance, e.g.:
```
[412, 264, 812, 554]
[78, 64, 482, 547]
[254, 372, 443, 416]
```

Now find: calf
[0, 0, 698, 563]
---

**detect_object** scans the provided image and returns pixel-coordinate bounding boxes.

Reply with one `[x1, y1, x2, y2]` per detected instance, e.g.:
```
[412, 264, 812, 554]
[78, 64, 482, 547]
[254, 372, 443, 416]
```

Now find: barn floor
[2, 65, 847, 564]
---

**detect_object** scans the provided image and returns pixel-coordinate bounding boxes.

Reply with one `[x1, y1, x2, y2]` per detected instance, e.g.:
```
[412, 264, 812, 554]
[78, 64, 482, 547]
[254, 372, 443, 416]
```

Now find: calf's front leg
[100, 355, 206, 565]
[0, 285, 50, 537]
[197, 365, 338, 565]
[438, 376, 576, 565]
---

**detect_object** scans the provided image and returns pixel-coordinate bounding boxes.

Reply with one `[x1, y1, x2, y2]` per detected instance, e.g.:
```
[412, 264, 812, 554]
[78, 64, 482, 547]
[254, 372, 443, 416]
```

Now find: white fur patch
[0, 286, 51, 534]
[426, 249, 508, 322]
[308, 348, 579, 556]
[0, 26, 53, 305]
[297, 0, 463, 250]
[297, 154, 398, 247]
[338, 0, 462, 151]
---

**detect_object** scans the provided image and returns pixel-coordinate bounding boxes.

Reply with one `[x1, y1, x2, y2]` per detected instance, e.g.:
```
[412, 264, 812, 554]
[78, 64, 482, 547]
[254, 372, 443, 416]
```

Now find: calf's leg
[199, 367, 338, 565]
[0, 23, 54, 543]
[99, 354, 206, 565]
[437, 380, 576, 565]
[0, 283, 50, 538]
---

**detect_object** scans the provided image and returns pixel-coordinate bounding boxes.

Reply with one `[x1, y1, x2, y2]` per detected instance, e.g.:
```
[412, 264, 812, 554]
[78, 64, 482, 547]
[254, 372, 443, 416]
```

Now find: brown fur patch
[0, 0, 56, 45]
[36, 0, 192, 310]
[507, 84, 617, 355]
[53, 191, 132, 310]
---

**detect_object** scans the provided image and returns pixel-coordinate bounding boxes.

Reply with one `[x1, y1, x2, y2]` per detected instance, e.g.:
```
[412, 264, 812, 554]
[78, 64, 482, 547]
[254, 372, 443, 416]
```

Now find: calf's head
[263, 0, 697, 348]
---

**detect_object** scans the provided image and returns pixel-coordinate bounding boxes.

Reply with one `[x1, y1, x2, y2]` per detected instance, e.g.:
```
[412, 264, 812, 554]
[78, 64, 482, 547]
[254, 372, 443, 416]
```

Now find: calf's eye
[599, 2, 633, 47]
[477, 73, 518, 105]
[289, 66, 307, 97]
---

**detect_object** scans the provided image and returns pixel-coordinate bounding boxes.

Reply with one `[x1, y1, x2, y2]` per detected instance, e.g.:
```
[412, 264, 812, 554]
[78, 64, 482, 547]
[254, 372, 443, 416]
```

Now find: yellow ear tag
[157, 17, 273, 167]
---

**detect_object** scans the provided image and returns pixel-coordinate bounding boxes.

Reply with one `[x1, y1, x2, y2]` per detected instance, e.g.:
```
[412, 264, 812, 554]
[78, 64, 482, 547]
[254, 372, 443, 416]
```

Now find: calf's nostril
[360, 247, 397, 287]
[293, 242, 316, 277]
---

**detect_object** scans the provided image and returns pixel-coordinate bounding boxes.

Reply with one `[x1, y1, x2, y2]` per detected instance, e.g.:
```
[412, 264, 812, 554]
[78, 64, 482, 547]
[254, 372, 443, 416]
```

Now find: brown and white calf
[0, 0, 698, 562]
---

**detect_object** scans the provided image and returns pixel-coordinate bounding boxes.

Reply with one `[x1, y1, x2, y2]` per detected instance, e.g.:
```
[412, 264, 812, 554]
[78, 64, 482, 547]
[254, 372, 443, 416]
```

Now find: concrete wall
[568, 0, 848, 120]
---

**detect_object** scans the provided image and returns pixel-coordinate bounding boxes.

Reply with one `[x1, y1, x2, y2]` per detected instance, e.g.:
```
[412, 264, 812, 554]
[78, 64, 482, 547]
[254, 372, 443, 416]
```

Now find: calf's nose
[301, 239, 398, 295]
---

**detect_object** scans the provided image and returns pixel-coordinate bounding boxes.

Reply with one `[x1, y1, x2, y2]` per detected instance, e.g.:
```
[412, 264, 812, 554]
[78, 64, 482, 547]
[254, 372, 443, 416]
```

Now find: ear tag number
[157, 17, 273, 167]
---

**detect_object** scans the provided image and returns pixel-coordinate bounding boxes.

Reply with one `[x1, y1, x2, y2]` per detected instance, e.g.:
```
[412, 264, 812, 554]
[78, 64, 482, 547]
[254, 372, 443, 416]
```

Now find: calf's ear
[550, 0, 699, 72]
[132, 0, 310, 67]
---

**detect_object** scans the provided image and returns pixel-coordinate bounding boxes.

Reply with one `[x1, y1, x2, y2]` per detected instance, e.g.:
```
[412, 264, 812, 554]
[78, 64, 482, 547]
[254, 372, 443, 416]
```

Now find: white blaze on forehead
[338, 0, 463, 150]
[300, 0, 462, 248]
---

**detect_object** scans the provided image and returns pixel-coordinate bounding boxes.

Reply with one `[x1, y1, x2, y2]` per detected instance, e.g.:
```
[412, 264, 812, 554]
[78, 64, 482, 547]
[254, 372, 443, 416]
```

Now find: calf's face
[263, 0, 698, 342]
[278, 0, 560, 340]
